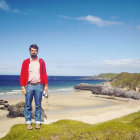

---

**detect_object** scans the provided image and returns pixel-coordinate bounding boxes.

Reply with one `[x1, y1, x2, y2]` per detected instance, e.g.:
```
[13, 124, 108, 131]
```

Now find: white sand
[0, 90, 140, 138]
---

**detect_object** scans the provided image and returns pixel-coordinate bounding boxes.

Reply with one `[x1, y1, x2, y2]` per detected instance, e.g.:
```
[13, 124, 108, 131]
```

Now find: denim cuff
[25, 121, 32, 124]
[35, 121, 41, 124]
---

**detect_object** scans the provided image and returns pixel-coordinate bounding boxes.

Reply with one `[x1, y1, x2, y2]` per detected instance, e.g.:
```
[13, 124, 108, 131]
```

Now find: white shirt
[28, 58, 40, 83]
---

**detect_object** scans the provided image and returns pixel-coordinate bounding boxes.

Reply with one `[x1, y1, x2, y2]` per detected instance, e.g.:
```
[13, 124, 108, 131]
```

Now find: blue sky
[0, 0, 140, 76]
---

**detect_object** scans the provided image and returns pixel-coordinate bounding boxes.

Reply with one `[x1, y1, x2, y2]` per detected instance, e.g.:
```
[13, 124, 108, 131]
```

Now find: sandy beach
[0, 90, 140, 138]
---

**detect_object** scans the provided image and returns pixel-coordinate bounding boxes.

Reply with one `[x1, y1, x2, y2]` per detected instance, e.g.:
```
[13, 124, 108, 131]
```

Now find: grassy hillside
[1, 111, 140, 140]
[97, 73, 119, 79]
[111, 72, 140, 90]
[81, 73, 118, 80]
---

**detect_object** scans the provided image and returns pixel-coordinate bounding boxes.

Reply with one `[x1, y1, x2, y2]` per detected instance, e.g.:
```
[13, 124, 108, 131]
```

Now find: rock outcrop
[74, 82, 140, 100]
[0, 99, 9, 110]
[0, 100, 47, 121]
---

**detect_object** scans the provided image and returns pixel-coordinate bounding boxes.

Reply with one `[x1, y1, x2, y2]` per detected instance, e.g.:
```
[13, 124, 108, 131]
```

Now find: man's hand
[44, 85, 48, 92]
[21, 87, 26, 95]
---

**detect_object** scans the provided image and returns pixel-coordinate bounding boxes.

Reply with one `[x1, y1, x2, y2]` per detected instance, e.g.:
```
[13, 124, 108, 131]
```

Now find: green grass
[111, 72, 140, 90]
[98, 73, 119, 79]
[1, 111, 140, 140]
[93, 73, 119, 79]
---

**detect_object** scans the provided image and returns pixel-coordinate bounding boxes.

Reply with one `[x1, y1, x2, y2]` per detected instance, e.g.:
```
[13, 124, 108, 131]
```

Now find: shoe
[35, 124, 41, 129]
[26, 124, 33, 130]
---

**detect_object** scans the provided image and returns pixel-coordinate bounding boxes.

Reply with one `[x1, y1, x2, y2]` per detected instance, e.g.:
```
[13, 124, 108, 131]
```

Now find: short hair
[29, 44, 39, 51]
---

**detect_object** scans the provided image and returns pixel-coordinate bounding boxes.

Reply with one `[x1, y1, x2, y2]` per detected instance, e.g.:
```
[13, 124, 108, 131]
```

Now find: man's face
[30, 48, 38, 58]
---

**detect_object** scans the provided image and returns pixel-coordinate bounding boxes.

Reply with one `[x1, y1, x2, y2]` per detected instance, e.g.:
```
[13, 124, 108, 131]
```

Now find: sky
[0, 0, 140, 76]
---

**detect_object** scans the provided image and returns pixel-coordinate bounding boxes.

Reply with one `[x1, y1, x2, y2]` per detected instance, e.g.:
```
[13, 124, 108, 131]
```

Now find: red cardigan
[20, 58, 48, 86]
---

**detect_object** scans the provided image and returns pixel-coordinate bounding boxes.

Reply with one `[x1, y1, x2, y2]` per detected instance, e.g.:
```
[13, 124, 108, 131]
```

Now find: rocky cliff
[74, 82, 140, 100]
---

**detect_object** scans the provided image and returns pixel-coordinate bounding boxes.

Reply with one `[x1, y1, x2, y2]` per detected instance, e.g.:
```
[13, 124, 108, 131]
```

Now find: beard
[31, 54, 37, 58]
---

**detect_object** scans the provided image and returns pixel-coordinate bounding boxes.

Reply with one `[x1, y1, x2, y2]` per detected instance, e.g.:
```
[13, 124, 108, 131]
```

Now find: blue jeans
[24, 83, 43, 124]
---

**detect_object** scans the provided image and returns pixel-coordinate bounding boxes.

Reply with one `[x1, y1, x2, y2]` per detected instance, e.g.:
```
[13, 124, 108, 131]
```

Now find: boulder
[0, 100, 47, 122]
[0, 99, 8, 105]
[7, 101, 47, 121]
[0, 99, 9, 110]
[7, 102, 25, 118]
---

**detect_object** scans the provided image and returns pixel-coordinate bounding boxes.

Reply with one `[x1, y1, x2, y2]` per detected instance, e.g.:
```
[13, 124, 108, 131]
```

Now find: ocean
[0, 75, 104, 96]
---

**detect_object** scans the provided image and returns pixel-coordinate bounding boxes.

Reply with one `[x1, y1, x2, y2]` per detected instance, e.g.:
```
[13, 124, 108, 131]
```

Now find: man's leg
[34, 84, 43, 127]
[24, 84, 34, 125]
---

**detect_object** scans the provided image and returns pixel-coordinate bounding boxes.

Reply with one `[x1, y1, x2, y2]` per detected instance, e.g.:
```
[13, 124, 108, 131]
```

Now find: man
[20, 44, 48, 130]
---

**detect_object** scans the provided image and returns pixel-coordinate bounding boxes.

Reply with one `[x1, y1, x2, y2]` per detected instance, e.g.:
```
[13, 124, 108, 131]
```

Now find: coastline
[0, 90, 140, 138]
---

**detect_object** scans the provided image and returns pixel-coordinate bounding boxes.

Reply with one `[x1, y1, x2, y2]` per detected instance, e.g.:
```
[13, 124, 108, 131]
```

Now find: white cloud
[0, 0, 19, 13]
[46, 58, 140, 76]
[47, 58, 140, 76]
[0, 0, 9, 11]
[102, 59, 140, 67]
[76, 15, 123, 27]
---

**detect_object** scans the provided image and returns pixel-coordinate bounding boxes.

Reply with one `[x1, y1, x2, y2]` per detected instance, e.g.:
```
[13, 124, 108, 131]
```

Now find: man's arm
[21, 86, 26, 95]
[20, 61, 26, 95]
[44, 84, 48, 91]
[42, 60, 48, 91]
